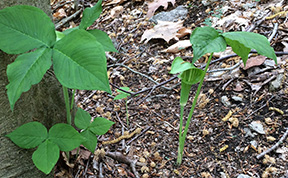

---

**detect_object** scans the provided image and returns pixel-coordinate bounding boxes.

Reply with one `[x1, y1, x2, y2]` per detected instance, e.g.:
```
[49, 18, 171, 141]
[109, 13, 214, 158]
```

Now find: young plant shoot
[170, 26, 277, 165]
[114, 87, 131, 125]
[0, 0, 116, 174]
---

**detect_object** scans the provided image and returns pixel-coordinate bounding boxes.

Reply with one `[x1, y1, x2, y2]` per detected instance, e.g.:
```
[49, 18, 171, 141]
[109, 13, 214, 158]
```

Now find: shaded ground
[52, 0, 288, 177]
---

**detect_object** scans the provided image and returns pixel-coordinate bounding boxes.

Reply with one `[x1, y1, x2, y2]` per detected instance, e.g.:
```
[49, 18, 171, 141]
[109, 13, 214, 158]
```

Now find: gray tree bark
[0, 1, 66, 177]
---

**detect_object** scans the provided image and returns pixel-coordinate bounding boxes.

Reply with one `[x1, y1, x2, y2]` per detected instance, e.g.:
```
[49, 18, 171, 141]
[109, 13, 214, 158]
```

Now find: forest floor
[51, 0, 288, 177]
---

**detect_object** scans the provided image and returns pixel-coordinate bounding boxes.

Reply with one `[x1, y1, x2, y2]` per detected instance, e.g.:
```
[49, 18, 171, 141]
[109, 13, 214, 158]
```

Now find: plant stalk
[62, 86, 71, 125]
[177, 53, 214, 165]
[125, 99, 129, 125]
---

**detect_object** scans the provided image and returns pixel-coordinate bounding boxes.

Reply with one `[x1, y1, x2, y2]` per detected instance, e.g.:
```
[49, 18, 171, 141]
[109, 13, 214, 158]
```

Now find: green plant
[203, 8, 223, 27]
[170, 26, 277, 165]
[113, 87, 131, 125]
[1, 0, 116, 174]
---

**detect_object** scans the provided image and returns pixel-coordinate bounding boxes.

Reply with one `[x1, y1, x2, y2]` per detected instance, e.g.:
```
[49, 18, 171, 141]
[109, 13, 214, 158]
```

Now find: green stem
[70, 89, 75, 110]
[125, 99, 129, 126]
[177, 53, 214, 165]
[62, 86, 71, 125]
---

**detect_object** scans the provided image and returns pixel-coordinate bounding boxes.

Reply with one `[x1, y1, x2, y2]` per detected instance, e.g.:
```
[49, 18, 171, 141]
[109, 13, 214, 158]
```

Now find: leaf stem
[70, 89, 75, 110]
[177, 53, 213, 165]
[62, 86, 71, 125]
[125, 99, 129, 126]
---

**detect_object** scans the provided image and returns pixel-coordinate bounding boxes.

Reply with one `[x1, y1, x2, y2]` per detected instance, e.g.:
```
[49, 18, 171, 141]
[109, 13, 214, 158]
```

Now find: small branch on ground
[106, 151, 140, 178]
[102, 128, 142, 145]
[55, 8, 82, 30]
[256, 128, 288, 159]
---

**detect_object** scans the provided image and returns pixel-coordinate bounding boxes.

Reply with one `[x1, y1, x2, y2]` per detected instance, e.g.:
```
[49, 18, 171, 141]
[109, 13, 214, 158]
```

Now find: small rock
[150, 161, 156, 168]
[141, 166, 149, 173]
[220, 172, 228, 178]
[237, 174, 251, 178]
[264, 117, 273, 125]
[231, 95, 243, 102]
[150, 6, 188, 24]
[267, 136, 276, 142]
[249, 121, 265, 134]
[139, 157, 146, 163]
[201, 0, 218, 6]
[250, 140, 258, 148]
[221, 96, 231, 107]
[243, 127, 255, 137]
[269, 74, 284, 91]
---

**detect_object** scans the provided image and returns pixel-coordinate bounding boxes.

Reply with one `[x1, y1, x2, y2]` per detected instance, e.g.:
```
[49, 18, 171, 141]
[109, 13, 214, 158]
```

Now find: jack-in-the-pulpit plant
[170, 26, 277, 165]
[1, 0, 116, 174]
[113, 87, 132, 125]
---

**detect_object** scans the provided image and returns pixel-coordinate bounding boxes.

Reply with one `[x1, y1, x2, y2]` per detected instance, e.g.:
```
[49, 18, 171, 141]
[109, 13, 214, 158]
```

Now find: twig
[102, 128, 142, 145]
[246, 11, 271, 32]
[99, 162, 104, 178]
[83, 154, 91, 177]
[222, 77, 236, 91]
[133, 75, 179, 95]
[52, 0, 73, 13]
[115, 111, 126, 129]
[137, 85, 156, 104]
[110, 83, 134, 95]
[106, 151, 140, 178]
[257, 128, 288, 159]
[268, 23, 278, 42]
[108, 63, 174, 90]
[207, 61, 241, 73]
[246, 96, 274, 119]
[126, 126, 151, 145]
[55, 8, 82, 30]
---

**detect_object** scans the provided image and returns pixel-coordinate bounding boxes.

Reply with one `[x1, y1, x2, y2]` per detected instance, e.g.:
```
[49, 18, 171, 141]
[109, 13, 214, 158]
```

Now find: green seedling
[170, 26, 277, 165]
[114, 87, 131, 125]
[1, 0, 116, 174]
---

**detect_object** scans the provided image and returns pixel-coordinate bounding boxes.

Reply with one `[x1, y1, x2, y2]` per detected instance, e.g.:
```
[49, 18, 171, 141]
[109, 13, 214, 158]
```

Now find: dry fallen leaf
[162, 40, 191, 53]
[53, 8, 67, 20]
[106, 0, 127, 6]
[241, 56, 266, 70]
[141, 20, 185, 43]
[110, 6, 124, 18]
[146, 0, 176, 18]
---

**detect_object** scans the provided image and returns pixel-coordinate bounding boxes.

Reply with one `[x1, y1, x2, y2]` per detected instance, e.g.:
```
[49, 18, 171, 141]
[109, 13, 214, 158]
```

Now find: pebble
[221, 95, 231, 107]
[231, 95, 243, 102]
[237, 174, 251, 178]
[249, 121, 265, 134]
[150, 6, 188, 24]
[243, 127, 255, 137]
[269, 74, 284, 91]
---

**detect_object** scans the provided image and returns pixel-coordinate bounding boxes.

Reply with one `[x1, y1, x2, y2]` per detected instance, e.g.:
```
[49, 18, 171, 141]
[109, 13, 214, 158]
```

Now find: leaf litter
[51, 0, 288, 177]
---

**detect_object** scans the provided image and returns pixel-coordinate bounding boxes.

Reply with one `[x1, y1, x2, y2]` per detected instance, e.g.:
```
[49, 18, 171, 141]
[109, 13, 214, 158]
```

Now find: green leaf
[75, 108, 92, 130]
[0, 5, 56, 54]
[222, 31, 277, 65]
[180, 82, 192, 106]
[88, 29, 118, 52]
[56, 31, 65, 41]
[190, 26, 226, 64]
[170, 57, 194, 74]
[6, 122, 47, 149]
[114, 93, 130, 100]
[6, 47, 52, 110]
[80, 130, 97, 152]
[32, 140, 59, 175]
[53, 29, 111, 93]
[63, 26, 79, 35]
[179, 67, 205, 85]
[89, 117, 114, 135]
[114, 87, 130, 100]
[79, 0, 102, 30]
[48, 123, 85, 151]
